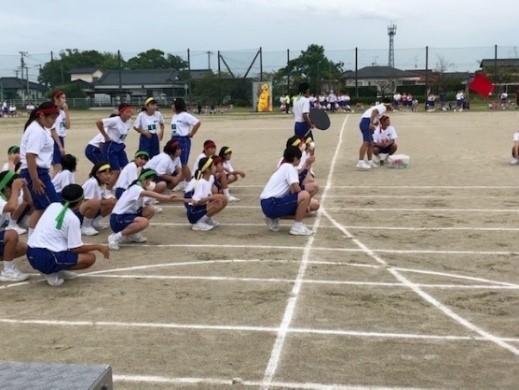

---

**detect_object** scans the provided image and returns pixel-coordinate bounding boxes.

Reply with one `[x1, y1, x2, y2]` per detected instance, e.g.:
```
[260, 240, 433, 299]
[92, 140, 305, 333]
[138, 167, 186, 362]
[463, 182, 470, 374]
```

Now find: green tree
[38, 49, 120, 87]
[126, 49, 188, 70]
[274, 44, 344, 94]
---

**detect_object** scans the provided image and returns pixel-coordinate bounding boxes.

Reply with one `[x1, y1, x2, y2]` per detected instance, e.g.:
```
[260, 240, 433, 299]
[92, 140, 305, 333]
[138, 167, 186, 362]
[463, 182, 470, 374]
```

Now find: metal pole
[355, 47, 359, 98]
[425, 46, 429, 95]
[118, 50, 122, 101]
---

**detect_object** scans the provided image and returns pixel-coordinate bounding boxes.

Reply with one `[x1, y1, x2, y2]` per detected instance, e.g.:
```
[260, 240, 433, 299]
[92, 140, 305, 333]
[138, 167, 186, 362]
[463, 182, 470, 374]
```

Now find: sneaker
[6, 223, 27, 235]
[175, 182, 187, 192]
[127, 233, 147, 243]
[81, 226, 99, 236]
[226, 195, 240, 202]
[510, 157, 519, 165]
[192, 220, 214, 231]
[108, 233, 121, 250]
[92, 217, 108, 231]
[153, 206, 163, 214]
[372, 155, 381, 165]
[264, 216, 280, 232]
[356, 160, 371, 170]
[58, 270, 78, 280]
[0, 267, 29, 282]
[206, 218, 219, 227]
[41, 272, 64, 286]
[289, 224, 314, 236]
[367, 160, 378, 168]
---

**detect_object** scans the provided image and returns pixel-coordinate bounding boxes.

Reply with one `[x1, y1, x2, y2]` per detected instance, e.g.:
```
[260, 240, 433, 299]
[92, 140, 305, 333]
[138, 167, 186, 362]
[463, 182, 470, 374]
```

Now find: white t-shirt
[115, 162, 139, 190]
[171, 111, 200, 137]
[27, 203, 83, 252]
[361, 104, 387, 119]
[53, 110, 68, 137]
[192, 176, 214, 202]
[292, 95, 310, 123]
[134, 111, 164, 134]
[373, 126, 398, 144]
[222, 160, 234, 173]
[513, 131, 519, 142]
[52, 170, 75, 193]
[112, 184, 145, 215]
[82, 177, 107, 200]
[102, 116, 131, 144]
[88, 133, 105, 148]
[260, 163, 299, 199]
[145, 153, 181, 176]
[1, 162, 11, 172]
[192, 152, 211, 175]
[20, 121, 54, 169]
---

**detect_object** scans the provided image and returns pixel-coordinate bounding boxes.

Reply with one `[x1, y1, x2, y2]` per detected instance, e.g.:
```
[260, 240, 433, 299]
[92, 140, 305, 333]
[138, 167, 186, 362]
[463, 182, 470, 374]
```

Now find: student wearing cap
[144, 140, 182, 193]
[27, 183, 110, 286]
[80, 162, 116, 236]
[372, 115, 398, 165]
[107, 169, 183, 250]
[49, 90, 71, 176]
[260, 146, 314, 236]
[19, 102, 61, 233]
[0, 171, 30, 282]
[184, 157, 228, 231]
[114, 150, 150, 199]
[293, 82, 315, 140]
[171, 98, 201, 189]
[96, 103, 134, 189]
[133, 97, 165, 159]
[357, 100, 391, 170]
[218, 146, 245, 202]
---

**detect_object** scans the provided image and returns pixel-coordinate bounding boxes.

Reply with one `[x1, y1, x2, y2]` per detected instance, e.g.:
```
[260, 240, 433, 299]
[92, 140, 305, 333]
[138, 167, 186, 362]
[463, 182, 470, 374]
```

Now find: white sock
[83, 218, 93, 228]
[114, 232, 123, 240]
[223, 188, 230, 197]
[4, 261, 15, 271]
[200, 215, 211, 224]
[7, 219, 16, 227]
[358, 160, 364, 163]
[293, 221, 303, 229]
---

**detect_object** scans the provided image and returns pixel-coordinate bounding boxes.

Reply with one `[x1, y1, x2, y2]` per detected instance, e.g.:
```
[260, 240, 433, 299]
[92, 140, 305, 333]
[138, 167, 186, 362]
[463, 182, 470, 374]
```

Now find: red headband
[52, 91, 64, 100]
[119, 106, 133, 113]
[35, 106, 59, 116]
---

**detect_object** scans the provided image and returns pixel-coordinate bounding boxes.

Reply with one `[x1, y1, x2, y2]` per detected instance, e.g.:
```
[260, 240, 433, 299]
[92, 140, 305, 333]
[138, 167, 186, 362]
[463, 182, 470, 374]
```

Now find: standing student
[357, 100, 391, 170]
[49, 91, 71, 176]
[293, 82, 315, 140]
[171, 98, 201, 189]
[133, 97, 165, 159]
[27, 184, 110, 286]
[96, 103, 134, 189]
[0, 172, 29, 282]
[260, 146, 314, 236]
[184, 157, 227, 231]
[108, 169, 183, 250]
[19, 102, 61, 233]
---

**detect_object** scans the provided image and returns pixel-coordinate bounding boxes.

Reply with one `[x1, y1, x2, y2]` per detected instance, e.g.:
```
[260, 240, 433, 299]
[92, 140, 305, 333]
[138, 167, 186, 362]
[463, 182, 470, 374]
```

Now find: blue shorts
[19, 168, 60, 210]
[359, 117, 373, 142]
[27, 247, 78, 274]
[139, 133, 160, 159]
[52, 136, 65, 165]
[186, 204, 207, 224]
[102, 141, 128, 171]
[0, 230, 5, 257]
[114, 187, 125, 200]
[260, 193, 298, 219]
[110, 212, 141, 233]
[85, 144, 103, 165]
[295, 121, 312, 139]
[172, 136, 191, 165]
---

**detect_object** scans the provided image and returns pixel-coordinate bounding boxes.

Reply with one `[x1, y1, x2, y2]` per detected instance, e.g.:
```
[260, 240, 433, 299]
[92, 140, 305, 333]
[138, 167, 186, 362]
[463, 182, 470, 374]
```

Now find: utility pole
[19, 51, 28, 100]
[206, 51, 213, 70]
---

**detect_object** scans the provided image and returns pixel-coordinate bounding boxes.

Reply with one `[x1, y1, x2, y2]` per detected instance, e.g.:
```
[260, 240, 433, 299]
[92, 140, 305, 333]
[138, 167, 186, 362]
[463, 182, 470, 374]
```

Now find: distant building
[0, 77, 48, 101]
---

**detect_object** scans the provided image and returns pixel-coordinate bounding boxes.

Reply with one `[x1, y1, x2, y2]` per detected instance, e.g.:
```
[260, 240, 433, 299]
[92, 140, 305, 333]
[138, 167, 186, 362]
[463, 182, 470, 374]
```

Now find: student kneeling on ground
[260, 146, 314, 236]
[372, 114, 398, 165]
[27, 184, 110, 286]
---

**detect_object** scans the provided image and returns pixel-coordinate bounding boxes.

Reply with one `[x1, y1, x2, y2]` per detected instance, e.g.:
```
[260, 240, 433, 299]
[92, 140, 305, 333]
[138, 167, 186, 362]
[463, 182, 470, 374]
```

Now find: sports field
[0, 109, 518, 389]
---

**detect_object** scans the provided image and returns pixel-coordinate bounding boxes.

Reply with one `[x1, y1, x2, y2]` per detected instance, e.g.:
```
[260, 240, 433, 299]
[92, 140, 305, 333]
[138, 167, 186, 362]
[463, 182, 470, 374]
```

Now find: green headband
[0, 171, 15, 200]
[139, 170, 156, 182]
[135, 150, 149, 159]
[55, 194, 84, 229]
[8, 146, 20, 155]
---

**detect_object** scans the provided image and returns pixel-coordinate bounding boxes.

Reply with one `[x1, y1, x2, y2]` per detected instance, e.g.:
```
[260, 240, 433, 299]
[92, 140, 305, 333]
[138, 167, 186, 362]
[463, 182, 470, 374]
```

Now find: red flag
[469, 73, 494, 98]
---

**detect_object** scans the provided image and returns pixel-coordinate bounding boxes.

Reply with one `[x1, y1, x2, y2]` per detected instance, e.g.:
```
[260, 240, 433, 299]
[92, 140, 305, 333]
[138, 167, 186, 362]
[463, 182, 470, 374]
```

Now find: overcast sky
[1, 0, 517, 79]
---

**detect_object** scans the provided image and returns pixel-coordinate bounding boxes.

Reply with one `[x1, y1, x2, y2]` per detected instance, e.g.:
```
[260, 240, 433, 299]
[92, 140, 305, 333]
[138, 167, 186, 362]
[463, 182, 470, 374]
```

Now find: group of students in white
[0, 93, 250, 286]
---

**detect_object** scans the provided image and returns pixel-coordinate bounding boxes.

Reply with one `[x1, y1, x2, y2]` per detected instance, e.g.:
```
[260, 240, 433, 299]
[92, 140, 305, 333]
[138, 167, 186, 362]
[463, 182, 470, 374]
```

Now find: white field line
[321, 210, 519, 356]
[151, 221, 519, 232]
[2, 317, 518, 343]
[231, 185, 519, 189]
[112, 374, 432, 389]
[260, 115, 349, 388]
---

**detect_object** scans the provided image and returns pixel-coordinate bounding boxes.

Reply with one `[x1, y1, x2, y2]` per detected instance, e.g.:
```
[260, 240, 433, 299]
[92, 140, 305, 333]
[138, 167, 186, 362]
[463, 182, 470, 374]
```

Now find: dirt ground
[0, 108, 518, 389]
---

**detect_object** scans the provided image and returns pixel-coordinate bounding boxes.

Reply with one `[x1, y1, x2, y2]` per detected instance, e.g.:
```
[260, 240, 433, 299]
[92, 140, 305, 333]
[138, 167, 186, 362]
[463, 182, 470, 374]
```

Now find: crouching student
[260, 146, 314, 236]
[218, 146, 245, 202]
[144, 140, 182, 193]
[0, 172, 29, 282]
[184, 157, 227, 231]
[107, 169, 183, 250]
[80, 162, 116, 236]
[372, 114, 398, 165]
[27, 184, 110, 286]
[114, 150, 150, 199]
